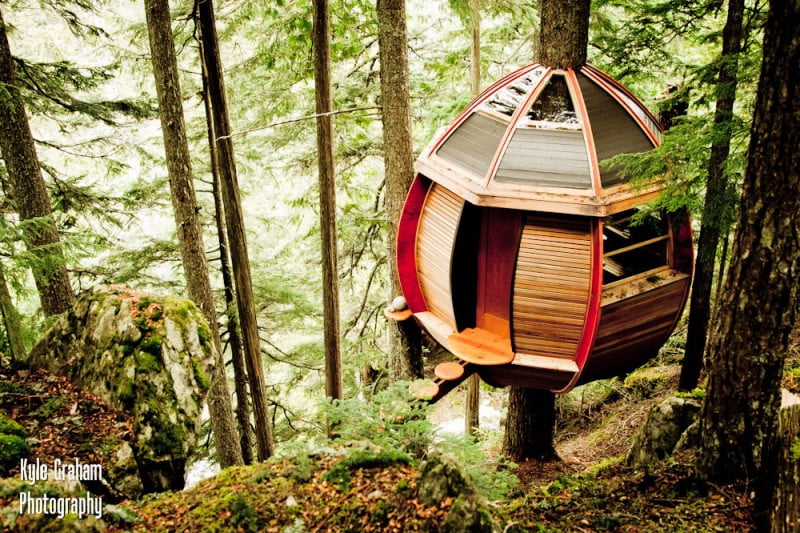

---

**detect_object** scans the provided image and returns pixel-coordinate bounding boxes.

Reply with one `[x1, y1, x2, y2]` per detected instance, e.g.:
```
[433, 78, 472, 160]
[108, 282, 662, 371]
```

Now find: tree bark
[697, 1, 800, 527]
[538, 0, 590, 69]
[144, 0, 243, 468]
[377, 0, 423, 382]
[503, 388, 557, 460]
[464, 0, 481, 436]
[770, 401, 800, 532]
[0, 263, 25, 359]
[199, 56, 254, 464]
[311, 0, 344, 402]
[679, 0, 745, 392]
[0, 9, 73, 317]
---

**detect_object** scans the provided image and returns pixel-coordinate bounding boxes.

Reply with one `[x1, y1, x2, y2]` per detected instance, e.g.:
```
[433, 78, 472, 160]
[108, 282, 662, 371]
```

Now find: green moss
[150, 416, 185, 456]
[139, 334, 163, 356]
[137, 296, 154, 310]
[324, 449, 410, 491]
[196, 326, 210, 345]
[0, 434, 28, 470]
[190, 357, 210, 393]
[136, 351, 161, 373]
[0, 415, 26, 438]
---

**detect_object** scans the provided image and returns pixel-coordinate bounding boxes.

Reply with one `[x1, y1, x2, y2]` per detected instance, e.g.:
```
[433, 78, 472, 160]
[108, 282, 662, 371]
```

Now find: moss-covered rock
[0, 433, 28, 471]
[25, 286, 217, 495]
[0, 413, 27, 438]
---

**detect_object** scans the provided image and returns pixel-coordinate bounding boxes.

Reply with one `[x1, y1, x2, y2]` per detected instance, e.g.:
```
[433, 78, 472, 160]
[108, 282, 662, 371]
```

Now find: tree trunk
[538, 0, 590, 69]
[0, 9, 73, 317]
[696, 1, 800, 527]
[199, 59, 254, 465]
[503, 388, 557, 460]
[503, 0, 591, 461]
[144, 0, 243, 468]
[0, 263, 26, 359]
[679, 0, 745, 392]
[311, 0, 344, 402]
[196, 0, 275, 460]
[464, 0, 481, 436]
[770, 401, 800, 532]
[377, 0, 423, 382]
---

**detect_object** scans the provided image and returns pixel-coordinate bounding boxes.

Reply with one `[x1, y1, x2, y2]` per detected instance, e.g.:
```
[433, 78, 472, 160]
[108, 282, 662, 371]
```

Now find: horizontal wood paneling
[580, 277, 690, 382]
[416, 185, 462, 329]
[512, 215, 592, 359]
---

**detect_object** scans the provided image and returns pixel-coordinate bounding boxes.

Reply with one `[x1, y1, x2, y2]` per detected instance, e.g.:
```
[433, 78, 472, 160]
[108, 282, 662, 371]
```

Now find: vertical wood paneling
[416, 185, 463, 328]
[512, 215, 592, 358]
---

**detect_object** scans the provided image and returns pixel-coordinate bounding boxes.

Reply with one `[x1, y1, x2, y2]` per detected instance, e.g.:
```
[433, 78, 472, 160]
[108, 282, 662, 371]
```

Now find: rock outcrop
[626, 396, 701, 468]
[26, 286, 215, 493]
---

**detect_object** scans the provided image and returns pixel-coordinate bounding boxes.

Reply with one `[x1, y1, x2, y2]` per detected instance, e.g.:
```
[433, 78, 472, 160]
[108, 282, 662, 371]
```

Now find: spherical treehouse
[392, 63, 693, 396]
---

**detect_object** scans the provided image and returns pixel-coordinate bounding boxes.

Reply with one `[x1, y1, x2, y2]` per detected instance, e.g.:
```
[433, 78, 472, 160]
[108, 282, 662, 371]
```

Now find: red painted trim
[484, 68, 553, 188]
[567, 68, 603, 199]
[580, 65, 661, 147]
[555, 216, 604, 393]
[396, 174, 430, 312]
[427, 63, 543, 157]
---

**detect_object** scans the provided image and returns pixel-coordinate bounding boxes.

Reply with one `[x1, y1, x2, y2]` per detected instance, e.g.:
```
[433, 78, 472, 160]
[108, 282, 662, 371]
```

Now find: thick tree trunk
[200, 66, 254, 464]
[0, 9, 73, 317]
[538, 0, 590, 69]
[503, 388, 557, 460]
[311, 0, 343, 402]
[465, 0, 481, 436]
[144, 0, 243, 468]
[377, 0, 423, 382]
[679, 0, 745, 392]
[504, 0, 591, 461]
[697, 1, 800, 527]
[196, 0, 274, 460]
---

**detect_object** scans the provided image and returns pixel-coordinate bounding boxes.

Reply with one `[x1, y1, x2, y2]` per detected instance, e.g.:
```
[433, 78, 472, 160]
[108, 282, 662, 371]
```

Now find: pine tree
[143, 0, 243, 468]
[0, 8, 74, 318]
[377, 0, 423, 382]
[696, 0, 800, 526]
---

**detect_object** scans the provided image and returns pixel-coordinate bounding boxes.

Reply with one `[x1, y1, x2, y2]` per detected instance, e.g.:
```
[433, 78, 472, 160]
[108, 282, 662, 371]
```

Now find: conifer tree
[0, 8, 74, 318]
[144, 0, 243, 467]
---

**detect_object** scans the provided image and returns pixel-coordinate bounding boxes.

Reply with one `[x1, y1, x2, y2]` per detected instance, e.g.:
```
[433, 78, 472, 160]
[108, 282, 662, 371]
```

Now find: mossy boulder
[626, 396, 702, 468]
[25, 286, 216, 494]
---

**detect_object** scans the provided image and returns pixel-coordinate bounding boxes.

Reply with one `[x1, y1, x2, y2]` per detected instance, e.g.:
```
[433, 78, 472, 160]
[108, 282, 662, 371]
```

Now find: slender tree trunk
[0, 263, 25, 359]
[199, 61, 255, 465]
[697, 2, 800, 528]
[196, 0, 274, 460]
[504, 0, 591, 461]
[144, 0, 243, 468]
[464, 0, 481, 437]
[377, 0, 423, 382]
[0, 9, 73, 317]
[311, 0, 344, 402]
[679, 0, 745, 392]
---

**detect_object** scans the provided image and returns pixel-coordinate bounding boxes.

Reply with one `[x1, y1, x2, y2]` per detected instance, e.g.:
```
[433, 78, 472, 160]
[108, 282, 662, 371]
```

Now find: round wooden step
[409, 381, 440, 400]
[383, 307, 413, 321]
[434, 361, 465, 381]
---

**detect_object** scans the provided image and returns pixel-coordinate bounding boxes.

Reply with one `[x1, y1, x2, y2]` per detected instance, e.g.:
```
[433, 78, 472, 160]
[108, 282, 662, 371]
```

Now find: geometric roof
[415, 63, 664, 216]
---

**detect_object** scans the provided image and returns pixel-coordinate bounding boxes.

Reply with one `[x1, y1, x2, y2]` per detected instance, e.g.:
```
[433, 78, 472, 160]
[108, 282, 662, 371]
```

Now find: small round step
[434, 361, 465, 381]
[409, 381, 440, 401]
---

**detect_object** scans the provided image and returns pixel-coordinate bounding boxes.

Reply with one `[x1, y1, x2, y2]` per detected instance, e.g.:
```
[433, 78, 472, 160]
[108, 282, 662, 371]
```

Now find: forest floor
[1, 325, 798, 531]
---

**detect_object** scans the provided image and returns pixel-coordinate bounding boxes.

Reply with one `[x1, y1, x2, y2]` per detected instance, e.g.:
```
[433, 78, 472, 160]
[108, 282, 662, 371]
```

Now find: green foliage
[320, 381, 518, 499]
[324, 449, 410, 491]
[32, 396, 68, 418]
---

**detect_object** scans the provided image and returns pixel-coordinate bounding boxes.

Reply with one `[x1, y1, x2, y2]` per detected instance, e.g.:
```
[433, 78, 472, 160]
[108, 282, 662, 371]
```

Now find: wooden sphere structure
[395, 63, 693, 394]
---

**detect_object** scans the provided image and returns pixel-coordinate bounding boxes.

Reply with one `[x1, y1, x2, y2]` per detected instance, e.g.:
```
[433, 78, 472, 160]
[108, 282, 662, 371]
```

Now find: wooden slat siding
[478, 364, 573, 390]
[580, 277, 689, 382]
[495, 129, 592, 189]
[416, 185, 462, 328]
[512, 215, 592, 358]
[437, 113, 508, 181]
[577, 73, 654, 188]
